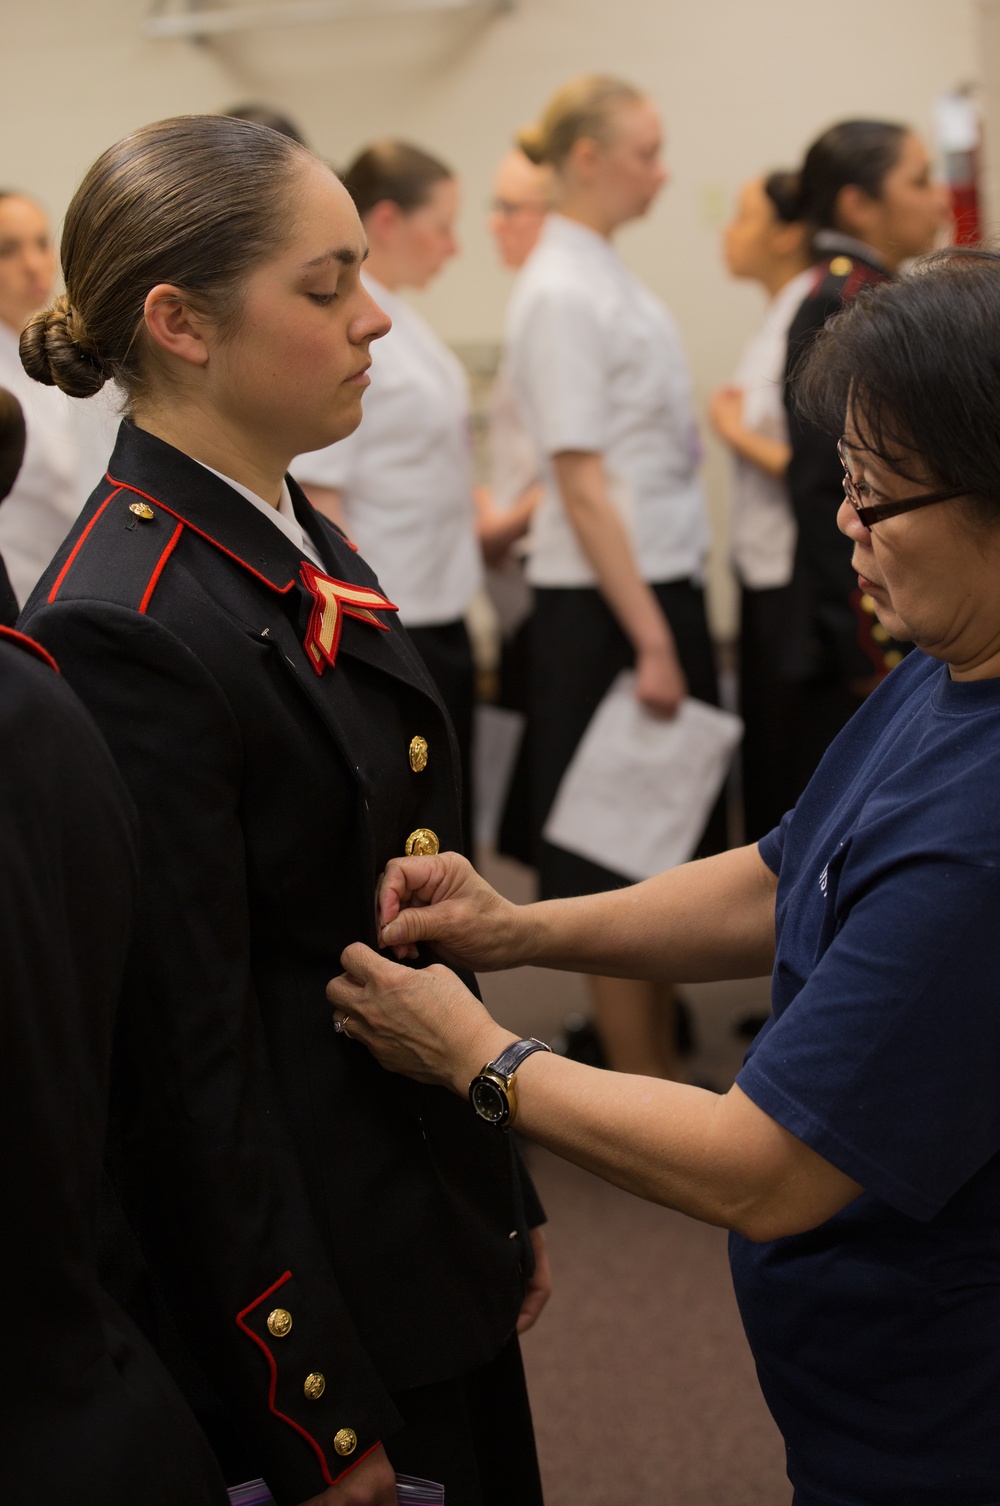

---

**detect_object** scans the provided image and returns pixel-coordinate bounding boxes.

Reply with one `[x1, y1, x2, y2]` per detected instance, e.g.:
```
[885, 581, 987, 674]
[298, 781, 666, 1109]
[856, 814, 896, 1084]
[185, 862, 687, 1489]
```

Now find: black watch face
[471, 1077, 509, 1126]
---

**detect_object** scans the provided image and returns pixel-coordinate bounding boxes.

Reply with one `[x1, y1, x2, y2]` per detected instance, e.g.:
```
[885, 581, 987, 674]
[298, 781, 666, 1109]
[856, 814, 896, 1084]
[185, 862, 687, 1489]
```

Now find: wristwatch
[469, 1038, 552, 1130]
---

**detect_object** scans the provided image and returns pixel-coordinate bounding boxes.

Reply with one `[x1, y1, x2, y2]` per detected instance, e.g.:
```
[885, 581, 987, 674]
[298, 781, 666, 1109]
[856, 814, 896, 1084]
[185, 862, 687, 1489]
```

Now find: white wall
[1, 0, 982, 631]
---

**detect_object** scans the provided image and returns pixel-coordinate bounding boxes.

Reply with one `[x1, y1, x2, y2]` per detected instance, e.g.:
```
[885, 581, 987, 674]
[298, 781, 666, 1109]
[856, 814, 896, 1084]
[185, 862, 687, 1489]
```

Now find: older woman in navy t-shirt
[326, 250, 1000, 1504]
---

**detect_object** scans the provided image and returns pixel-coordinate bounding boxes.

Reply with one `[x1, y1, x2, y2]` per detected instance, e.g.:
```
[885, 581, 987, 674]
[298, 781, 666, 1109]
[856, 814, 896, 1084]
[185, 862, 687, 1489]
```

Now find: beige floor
[477, 848, 791, 1506]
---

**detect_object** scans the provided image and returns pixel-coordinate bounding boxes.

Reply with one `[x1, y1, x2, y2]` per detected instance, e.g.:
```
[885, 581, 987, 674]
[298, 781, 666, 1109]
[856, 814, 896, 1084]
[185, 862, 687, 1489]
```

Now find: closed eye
[308, 292, 338, 306]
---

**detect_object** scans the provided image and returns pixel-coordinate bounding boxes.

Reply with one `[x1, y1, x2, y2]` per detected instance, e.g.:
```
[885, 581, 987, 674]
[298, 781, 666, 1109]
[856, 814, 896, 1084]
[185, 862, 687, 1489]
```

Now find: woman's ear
[364, 198, 403, 248]
[835, 183, 880, 242]
[143, 284, 211, 368]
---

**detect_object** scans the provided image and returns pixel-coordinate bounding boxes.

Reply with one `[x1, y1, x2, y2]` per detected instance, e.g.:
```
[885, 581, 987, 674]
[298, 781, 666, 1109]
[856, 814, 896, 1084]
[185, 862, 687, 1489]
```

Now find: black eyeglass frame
[837, 437, 966, 527]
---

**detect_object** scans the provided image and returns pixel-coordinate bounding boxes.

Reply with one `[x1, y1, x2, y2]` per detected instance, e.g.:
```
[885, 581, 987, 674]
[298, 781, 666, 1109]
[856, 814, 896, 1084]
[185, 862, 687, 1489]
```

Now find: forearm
[725, 427, 790, 480]
[553, 452, 674, 654]
[512, 843, 777, 982]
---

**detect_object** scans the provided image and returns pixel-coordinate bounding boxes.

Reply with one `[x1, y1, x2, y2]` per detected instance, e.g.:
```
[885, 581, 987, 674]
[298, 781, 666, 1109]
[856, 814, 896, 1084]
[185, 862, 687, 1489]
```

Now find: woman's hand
[634, 640, 687, 718]
[516, 1226, 553, 1334]
[298, 1445, 397, 1506]
[377, 852, 528, 970]
[708, 385, 747, 447]
[327, 944, 514, 1094]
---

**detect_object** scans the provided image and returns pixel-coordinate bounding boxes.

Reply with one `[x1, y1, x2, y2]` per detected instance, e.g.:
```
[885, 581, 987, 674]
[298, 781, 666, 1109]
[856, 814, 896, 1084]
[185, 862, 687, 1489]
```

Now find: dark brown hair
[340, 140, 453, 220]
[20, 115, 314, 403]
[0, 387, 26, 502]
[223, 103, 308, 146]
[763, 170, 803, 225]
[797, 120, 908, 234]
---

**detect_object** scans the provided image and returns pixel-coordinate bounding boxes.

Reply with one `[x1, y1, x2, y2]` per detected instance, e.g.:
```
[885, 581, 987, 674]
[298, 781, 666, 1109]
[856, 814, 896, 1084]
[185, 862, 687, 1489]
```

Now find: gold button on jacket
[303, 1372, 326, 1401]
[266, 1307, 292, 1338]
[409, 735, 429, 773]
[334, 1428, 358, 1457]
[128, 501, 155, 521]
[405, 827, 439, 857]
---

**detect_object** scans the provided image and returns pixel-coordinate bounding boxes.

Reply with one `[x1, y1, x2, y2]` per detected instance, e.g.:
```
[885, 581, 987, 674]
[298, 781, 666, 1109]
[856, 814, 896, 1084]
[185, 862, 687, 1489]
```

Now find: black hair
[340, 140, 453, 219]
[796, 248, 1000, 518]
[798, 120, 908, 232]
[763, 170, 802, 225]
[0, 387, 26, 502]
[224, 104, 308, 147]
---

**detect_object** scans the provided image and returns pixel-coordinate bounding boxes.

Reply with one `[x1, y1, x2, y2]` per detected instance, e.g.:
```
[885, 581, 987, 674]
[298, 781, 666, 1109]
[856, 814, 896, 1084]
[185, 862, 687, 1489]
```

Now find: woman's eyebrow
[301, 243, 369, 270]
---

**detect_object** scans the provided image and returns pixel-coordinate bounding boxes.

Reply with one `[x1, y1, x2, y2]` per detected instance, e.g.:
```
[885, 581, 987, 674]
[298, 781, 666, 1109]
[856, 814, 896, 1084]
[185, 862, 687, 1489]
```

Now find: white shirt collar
[542, 213, 620, 264]
[195, 460, 325, 569]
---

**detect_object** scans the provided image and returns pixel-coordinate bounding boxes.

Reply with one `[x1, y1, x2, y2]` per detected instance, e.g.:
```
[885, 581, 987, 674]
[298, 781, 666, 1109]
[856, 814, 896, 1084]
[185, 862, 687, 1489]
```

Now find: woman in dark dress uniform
[18, 116, 546, 1506]
[781, 119, 948, 797]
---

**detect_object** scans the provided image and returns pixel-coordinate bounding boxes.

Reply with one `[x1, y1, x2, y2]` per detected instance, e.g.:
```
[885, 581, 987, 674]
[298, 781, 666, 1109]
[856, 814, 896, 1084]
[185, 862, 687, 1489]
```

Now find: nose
[837, 497, 870, 543]
[356, 289, 391, 344]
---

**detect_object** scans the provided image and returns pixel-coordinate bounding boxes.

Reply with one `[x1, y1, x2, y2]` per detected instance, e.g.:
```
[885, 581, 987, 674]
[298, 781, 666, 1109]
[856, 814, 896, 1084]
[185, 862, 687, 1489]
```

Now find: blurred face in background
[0, 195, 56, 334]
[383, 176, 461, 290]
[839, 133, 949, 267]
[589, 97, 668, 227]
[723, 176, 807, 289]
[488, 150, 550, 269]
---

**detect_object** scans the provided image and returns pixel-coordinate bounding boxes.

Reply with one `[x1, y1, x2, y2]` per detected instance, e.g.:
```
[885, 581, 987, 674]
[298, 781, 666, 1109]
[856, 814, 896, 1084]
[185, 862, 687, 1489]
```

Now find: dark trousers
[407, 619, 475, 855]
[388, 1334, 543, 1506]
[738, 582, 797, 843]
[530, 580, 726, 901]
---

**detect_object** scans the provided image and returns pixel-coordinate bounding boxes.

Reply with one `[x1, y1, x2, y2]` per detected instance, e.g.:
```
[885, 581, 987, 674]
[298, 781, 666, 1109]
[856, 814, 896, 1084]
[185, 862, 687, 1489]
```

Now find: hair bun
[19, 294, 108, 398]
[516, 123, 548, 167]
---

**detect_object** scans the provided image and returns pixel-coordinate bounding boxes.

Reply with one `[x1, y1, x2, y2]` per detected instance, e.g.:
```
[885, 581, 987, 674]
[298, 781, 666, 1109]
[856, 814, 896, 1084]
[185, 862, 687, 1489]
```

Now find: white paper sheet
[472, 703, 526, 848]
[543, 672, 742, 882]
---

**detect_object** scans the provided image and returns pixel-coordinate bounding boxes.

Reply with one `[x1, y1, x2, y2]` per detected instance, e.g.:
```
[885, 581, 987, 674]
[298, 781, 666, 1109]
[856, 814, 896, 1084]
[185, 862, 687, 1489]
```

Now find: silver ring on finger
[334, 1014, 351, 1036]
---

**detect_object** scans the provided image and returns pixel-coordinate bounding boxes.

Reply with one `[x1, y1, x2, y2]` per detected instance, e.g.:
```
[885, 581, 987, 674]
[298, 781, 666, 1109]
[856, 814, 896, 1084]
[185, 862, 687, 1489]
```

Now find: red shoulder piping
[47, 487, 125, 604]
[0, 626, 60, 673]
[138, 521, 184, 614]
[235, 1270, 382, 1489]
[106, 473, 298, 595]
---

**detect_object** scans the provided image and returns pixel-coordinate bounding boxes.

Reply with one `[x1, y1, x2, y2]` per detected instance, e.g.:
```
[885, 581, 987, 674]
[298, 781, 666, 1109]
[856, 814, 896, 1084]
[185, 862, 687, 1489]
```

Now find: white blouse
[290, 274, 482, 627]
[505, 214, 709, 589]
[0, 321, 116, 607]
[727, 266, 815, 590]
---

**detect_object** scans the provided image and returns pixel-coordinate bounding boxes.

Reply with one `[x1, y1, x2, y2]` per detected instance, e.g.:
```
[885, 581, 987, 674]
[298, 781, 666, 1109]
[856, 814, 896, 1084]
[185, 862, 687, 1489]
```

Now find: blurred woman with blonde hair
[507, 75, 720, 1080]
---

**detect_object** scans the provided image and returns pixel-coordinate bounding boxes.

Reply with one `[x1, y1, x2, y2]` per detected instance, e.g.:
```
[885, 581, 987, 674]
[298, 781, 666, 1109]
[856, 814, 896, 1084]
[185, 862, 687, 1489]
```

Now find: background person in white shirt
[507, 75, 721, 1081]
[0, 192, 104, 606]
[708, 171, 814, 842]
[291, 141, 481, 849]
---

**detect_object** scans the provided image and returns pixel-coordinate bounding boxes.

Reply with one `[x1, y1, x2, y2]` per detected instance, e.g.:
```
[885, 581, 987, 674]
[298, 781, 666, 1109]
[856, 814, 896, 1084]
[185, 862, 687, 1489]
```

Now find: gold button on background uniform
[128, 501, 155, 521]
[303, 1372, 326, 1401]
[830, 255, 854, 277]
[334, 1428, 358, 1457]
[266, 1307, 293, 1338]
[405, 827, 439, 857]
[409, 735, 428, 773]
[860, 594, 876, 614]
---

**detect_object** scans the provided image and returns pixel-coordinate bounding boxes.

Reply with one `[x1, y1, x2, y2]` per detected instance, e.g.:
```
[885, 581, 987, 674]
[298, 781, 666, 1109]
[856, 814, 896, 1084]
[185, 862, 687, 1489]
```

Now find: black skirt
[529, 579, 725, 900]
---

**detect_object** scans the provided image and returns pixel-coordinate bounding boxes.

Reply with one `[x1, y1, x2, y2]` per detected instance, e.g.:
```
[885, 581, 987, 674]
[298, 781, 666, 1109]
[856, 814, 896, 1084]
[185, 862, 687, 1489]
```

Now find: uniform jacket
[0, 626, 227, 1506]
[20, 422, 541, 1506]
[782, 243, 909, 684]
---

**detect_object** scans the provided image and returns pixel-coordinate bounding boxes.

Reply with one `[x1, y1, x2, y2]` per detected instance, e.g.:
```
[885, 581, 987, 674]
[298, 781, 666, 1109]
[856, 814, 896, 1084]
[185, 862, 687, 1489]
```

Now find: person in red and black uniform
[18, 116, 546, 1506]
[0, 388, 24, 624]
[781, 120, 949, 797]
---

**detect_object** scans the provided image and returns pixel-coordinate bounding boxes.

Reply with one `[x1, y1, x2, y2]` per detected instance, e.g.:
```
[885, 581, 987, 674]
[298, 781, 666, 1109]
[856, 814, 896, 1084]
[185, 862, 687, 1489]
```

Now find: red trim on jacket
[235, 1271, 382, 1488]
[106, 474, 298, 594]
[47, 487, 124, 604]
[0, 625, 60, 673]
[139, 521, 184, 614]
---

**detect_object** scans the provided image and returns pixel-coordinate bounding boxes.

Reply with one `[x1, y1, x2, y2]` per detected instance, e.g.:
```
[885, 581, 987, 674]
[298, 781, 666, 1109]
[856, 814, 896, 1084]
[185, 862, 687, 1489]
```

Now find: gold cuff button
[128, 501, 155, 521]
[334, 1427, 358, 1457]
[266, 1307, 293, 1338]
[303, 1372, 326, 1401]
[405, 827, 439, 857]
[409, 735, 429, 773]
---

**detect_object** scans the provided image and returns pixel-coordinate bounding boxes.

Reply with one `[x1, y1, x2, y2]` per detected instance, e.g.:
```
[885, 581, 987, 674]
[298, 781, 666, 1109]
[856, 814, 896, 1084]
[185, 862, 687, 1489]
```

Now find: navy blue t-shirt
[732, 649, 1000, 1505]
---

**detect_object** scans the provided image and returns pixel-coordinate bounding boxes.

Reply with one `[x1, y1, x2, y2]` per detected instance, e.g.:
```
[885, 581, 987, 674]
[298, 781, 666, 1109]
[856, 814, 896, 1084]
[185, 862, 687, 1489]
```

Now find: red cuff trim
[0, 626, 60, 673]
[331, 1439, 381, 1487]
[236, 1271, 333, 1487]
[47, 487, 124, 604]
[138, 521, 184, 614]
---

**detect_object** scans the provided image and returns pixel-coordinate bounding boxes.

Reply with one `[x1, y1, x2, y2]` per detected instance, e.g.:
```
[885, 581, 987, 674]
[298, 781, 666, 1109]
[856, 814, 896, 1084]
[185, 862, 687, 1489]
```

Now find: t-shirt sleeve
[738, 855, 1000, 1221]
[289, 428, 361, 490]
[511, 287, 611, 456]
[757, 809, 792, 876]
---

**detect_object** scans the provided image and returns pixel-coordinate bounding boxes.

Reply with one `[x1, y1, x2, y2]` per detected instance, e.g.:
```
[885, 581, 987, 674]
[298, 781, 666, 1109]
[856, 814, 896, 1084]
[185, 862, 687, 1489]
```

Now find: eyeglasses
[489, 198, 547, 218]
[837, 438, 966, 527]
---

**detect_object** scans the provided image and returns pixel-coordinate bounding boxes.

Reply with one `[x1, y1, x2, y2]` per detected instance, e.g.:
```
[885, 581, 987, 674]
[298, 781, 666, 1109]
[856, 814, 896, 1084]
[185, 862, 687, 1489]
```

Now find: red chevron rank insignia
[300, 561, 398, 675]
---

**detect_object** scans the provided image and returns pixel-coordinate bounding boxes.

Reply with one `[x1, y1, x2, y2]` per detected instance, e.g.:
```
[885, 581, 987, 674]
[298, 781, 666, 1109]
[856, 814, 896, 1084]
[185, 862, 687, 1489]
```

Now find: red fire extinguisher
[934, 86, 981, 247]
